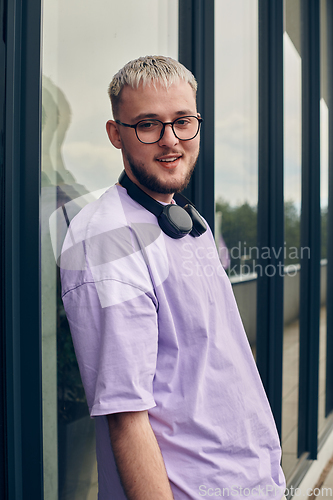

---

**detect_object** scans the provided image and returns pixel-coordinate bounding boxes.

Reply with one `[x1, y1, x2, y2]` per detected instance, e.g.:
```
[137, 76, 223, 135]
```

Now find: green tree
[216, 199, 307, 273]
[216, 199, 257, 275]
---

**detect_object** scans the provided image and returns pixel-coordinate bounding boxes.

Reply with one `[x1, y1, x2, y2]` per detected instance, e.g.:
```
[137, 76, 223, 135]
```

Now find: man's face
[107, 79, 200, 203]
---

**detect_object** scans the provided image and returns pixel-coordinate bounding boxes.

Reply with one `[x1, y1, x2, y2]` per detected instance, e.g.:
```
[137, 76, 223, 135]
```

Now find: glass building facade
[1, 0, 333, 498]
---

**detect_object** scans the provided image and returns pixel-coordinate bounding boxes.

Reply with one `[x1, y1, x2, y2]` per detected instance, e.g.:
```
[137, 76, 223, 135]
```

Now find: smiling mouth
[156, 154, 182, 164]
[157, 157, 179, 163]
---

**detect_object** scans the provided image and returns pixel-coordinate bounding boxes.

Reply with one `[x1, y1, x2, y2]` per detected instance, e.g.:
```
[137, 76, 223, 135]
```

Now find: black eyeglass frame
[115, 115, 203, 144]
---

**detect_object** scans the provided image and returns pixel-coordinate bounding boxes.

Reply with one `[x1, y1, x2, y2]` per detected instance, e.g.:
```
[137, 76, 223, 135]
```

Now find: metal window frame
[3, 0, 43, 497]
[257, 0, 284, 437]
[325, 0, 333, 419]
[1, 0, 7, 495]
[297, 0, 321, 461]
[178, 0, 215, 231]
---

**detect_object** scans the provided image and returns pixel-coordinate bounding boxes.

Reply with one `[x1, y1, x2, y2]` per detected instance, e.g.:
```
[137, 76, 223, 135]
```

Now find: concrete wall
[231, 261, 327, 346]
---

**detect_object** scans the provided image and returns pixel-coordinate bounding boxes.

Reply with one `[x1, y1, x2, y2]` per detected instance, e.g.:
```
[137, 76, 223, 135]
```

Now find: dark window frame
[1, 0, 7, 495]
[178, 0, 215, 231]
[256, 0, 284, 438]
[325, 0, 333, 420]
[3, 0, 43, 498]
[298, 0, 321, 461]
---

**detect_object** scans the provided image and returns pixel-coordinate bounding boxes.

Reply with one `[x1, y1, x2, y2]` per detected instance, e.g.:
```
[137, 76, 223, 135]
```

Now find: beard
[123, 146, 199, 194]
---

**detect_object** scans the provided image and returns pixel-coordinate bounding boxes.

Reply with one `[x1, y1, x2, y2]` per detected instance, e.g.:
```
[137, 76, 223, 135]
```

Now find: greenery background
[216, 200, 328, 274]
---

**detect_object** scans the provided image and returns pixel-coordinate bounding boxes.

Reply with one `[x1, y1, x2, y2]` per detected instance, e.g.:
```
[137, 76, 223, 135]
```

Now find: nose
[158, 123, 179, 147]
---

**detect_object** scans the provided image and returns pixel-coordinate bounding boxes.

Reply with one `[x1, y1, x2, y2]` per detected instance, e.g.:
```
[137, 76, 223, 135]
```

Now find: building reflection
[41, 77, 97, 499]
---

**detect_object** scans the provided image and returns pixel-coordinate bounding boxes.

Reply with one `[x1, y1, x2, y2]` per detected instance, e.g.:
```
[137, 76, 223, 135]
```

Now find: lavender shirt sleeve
[62, 278, 159, 417]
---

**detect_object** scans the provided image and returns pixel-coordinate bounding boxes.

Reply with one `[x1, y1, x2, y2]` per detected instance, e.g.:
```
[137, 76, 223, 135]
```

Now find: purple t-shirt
[60, 184, 285, 500]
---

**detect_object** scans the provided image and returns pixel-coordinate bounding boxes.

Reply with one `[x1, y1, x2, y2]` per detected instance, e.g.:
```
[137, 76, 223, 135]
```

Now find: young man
[61, 56, 286, 500]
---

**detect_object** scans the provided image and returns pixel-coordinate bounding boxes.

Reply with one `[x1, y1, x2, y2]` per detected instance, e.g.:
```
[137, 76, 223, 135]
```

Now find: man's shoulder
[59, 184, 162, 298]
[66, 184, 130, 242]
[60, 184, 133, 286]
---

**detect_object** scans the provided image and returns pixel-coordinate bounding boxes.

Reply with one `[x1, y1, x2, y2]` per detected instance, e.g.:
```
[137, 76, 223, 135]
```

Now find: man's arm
[107, 410, 174, 500]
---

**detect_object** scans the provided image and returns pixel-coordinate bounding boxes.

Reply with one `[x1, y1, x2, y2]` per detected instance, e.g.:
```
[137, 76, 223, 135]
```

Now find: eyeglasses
[115, 115, 203, 144]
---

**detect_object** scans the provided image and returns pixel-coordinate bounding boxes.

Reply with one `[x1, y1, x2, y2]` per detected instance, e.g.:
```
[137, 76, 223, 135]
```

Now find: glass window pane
[214, 0, 258, 356]
[41, 2, 178, 498]
[282, 1, 302, 479]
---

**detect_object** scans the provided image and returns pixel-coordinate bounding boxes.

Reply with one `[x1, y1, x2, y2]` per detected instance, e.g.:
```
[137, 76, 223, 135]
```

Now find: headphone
[119, 171, 207, 239]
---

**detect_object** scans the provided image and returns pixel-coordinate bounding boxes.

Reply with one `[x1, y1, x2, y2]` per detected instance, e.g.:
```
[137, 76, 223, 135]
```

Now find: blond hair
[108, 55, 197, 118]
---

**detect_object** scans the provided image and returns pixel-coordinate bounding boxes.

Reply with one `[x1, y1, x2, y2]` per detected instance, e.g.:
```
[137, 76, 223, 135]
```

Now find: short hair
[108, 55, 197, 119]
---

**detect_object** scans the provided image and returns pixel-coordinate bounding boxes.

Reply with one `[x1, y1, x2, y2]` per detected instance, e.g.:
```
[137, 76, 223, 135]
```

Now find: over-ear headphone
[119, 171, 207, 239]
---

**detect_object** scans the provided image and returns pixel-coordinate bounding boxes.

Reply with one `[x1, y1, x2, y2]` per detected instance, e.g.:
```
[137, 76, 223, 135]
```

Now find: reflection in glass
[318, 99, 329, 438]
[281, 31, 302, 480]
[42, 76, 95, 500]
[214, 0, 258, 354]
[41, 1, 179, 498]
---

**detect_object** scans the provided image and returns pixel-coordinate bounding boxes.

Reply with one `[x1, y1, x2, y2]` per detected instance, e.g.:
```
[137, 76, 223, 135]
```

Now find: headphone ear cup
[183, 204, 207, 237]
[158, 204, 193, 239]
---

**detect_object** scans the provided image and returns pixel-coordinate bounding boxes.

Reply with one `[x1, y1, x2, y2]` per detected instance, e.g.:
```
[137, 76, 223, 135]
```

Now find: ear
[106, 120, 122, 150]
